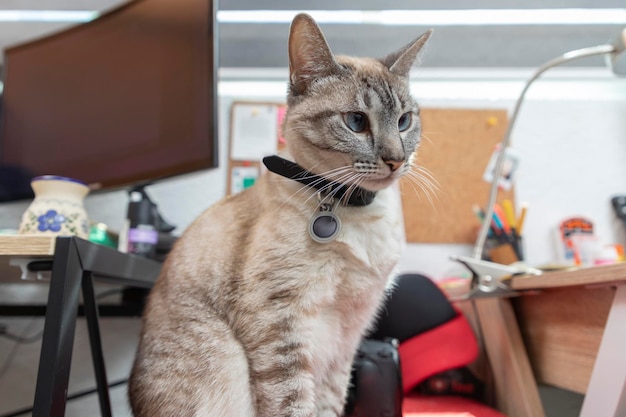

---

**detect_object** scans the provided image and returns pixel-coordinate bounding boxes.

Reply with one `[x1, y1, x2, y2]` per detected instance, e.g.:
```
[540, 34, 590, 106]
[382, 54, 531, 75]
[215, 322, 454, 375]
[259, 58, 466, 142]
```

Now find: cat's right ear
[288, 13, 341, 95]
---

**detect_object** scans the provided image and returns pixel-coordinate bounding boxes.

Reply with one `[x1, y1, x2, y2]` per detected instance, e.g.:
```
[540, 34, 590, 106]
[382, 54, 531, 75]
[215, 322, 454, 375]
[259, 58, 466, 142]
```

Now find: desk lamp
[472, 28, 626, 260]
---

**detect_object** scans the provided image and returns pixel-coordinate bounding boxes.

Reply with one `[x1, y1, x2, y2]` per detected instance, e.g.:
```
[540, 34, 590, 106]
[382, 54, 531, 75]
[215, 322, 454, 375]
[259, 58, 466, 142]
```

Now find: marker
[502, 199, 517, 229]
[493, 204, 511, 233]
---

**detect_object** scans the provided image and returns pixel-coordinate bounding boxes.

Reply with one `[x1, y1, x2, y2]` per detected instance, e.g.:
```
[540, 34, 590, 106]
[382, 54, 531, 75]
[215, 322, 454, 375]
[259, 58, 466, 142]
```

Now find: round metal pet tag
[309, 211, 341, 243]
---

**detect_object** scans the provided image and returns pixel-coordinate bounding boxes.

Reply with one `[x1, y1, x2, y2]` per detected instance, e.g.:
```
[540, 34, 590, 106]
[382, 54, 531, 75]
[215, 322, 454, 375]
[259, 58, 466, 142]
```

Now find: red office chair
[347, 273, 507, 417]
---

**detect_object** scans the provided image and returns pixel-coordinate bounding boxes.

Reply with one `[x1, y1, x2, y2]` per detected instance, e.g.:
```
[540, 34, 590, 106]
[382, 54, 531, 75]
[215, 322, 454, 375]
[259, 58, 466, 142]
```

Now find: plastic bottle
[124, 189, 159, 258]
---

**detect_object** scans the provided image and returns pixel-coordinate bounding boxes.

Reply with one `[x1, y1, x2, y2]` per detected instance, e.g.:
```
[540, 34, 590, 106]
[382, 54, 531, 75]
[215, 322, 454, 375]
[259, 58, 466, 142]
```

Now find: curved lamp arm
[472, 35, 625, 260]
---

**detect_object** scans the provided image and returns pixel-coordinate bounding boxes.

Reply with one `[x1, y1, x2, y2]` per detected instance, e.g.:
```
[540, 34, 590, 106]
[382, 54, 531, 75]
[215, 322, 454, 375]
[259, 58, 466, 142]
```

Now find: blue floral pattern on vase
[37, 210, 66, 232]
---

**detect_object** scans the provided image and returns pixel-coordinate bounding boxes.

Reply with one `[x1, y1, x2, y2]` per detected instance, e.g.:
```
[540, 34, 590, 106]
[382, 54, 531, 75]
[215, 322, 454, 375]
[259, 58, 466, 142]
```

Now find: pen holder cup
[489, 243, 519, 265]
[483, 236, 524, 265]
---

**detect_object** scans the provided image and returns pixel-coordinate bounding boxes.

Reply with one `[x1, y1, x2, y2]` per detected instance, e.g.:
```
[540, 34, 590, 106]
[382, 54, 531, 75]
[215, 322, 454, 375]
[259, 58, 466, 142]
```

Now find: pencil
[517, 202, 529, 235]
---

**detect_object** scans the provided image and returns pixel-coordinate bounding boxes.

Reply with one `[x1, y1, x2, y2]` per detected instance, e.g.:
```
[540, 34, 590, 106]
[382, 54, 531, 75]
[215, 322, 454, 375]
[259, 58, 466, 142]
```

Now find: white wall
[1, 68, 625, 281]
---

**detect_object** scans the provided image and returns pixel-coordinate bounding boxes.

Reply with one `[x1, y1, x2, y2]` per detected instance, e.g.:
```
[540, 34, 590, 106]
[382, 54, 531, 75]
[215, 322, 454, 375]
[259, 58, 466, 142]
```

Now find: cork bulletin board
[400, 108, 514, 243]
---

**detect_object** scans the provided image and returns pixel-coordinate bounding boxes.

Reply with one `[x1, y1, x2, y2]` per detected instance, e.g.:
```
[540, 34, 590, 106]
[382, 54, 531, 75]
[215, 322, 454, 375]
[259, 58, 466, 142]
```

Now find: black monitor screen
[0, 0, 218, 202]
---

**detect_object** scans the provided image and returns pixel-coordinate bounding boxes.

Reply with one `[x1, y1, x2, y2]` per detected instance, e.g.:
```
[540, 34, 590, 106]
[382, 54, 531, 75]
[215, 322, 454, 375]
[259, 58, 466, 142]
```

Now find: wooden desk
[458, 262, 626, 417]
[0, 235, 161, 417]
[510, 263, 626, 417]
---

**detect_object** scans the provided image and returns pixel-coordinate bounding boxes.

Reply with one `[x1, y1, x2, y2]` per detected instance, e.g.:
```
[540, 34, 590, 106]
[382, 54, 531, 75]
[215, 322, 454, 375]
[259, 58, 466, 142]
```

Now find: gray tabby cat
[129, 13, 432, 417]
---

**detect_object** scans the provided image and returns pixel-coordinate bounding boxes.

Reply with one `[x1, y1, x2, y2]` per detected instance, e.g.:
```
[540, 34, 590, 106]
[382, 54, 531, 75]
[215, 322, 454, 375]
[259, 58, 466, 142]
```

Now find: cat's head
[284, 13, 432, 193]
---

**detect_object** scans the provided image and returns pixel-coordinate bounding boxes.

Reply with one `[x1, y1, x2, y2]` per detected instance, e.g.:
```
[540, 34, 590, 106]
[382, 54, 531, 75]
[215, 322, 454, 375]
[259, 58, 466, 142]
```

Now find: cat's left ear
[381, 29, 433, 78]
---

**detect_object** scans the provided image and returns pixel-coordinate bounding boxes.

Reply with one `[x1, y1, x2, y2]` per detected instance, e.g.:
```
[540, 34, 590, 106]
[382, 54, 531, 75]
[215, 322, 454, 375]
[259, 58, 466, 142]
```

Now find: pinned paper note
[483, 145, 520, 191]
[230, 104, 278, 161]
[231, 166, 259, 194]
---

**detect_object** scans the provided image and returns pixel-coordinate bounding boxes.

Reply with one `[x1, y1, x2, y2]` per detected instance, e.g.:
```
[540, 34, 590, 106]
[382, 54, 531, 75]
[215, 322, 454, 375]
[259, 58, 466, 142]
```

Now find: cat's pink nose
[384, 159, 403, 172]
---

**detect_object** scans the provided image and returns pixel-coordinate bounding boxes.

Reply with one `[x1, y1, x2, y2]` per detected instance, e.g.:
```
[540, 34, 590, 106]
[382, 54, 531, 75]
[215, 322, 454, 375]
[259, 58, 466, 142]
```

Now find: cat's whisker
[304, 192, 324, 207]
[285, 184, 317, 206]
[317, 170, 354, 189]
[270, 177, 316, 207]
[403, 177, 436, 209]
[316, 164, 355, 176]
[286, 177, 340, 208]
[297, 165, 352, 182]
[404, 170, 438, 198]
[277, 126, 298, 135]
[405, 162, 438, 184]
[303, 167, 353, 188]
[420, 131, 437, 145]
[398, 176, 410, 194]
[342, 175, 368, 205]
[308, 170, 362, 209]
[330, 171, 361, 191]
[277, 166, 354, 208]
[277, 165, 353, 190]
[399, 174, 423, 203]
[403, 168, 440, 209]
[312, 178, 344, 203]
[411, 165, 440, 193]
[328, 176, 356, 204]
[305, 183, 348, 208]
[297, 169, 354, 205]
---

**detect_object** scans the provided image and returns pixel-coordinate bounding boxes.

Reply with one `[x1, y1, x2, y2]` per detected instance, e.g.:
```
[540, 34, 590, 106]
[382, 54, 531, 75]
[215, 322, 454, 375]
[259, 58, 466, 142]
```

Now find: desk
[0, 235, 161, 417]
[510, 263, 626, 417]
[465, 263, 626, 417]
[457, 263, 626, 417]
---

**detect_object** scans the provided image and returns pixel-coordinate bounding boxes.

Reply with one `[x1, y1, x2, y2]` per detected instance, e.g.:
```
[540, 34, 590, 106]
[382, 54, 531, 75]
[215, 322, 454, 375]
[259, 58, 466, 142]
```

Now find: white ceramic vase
[18, 176, 90, 238]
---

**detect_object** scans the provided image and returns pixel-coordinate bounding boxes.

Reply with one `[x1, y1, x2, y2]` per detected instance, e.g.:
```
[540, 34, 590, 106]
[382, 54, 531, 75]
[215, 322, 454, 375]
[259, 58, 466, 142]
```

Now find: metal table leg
[27, 236, 160, 416]
[32, 237, 82, 417]
[82, 271, 112, 417]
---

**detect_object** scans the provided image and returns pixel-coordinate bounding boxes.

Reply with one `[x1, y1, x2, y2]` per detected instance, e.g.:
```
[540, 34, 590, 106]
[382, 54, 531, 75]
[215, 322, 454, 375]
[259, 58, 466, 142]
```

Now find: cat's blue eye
[398, 112, 412, 132]
[343, 112, 368, 133]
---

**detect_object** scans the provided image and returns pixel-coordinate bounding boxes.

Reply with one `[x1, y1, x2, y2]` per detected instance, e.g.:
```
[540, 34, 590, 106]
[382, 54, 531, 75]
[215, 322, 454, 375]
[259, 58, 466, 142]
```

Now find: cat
[128, 13, 432, 417]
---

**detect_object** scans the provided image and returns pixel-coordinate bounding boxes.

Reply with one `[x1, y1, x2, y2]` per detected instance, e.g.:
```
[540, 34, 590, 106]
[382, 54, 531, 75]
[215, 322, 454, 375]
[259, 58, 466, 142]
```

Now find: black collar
[262, 155, 377, 207]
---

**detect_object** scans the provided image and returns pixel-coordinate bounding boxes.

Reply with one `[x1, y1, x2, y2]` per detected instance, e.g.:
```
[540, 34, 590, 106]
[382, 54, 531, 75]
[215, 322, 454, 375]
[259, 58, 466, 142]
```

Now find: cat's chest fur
[249, 173, 405, 377]
[307, 194, 405, 362]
